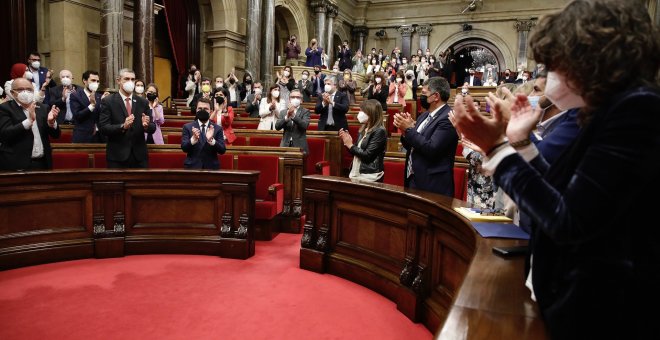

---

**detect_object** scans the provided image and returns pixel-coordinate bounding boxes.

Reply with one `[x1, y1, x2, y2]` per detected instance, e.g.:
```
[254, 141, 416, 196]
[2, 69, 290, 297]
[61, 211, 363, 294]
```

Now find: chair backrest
[167, 134, 183, 145]
[453, 167, 468, 201]
[149, 153, 186, 169]
[383, 161, 405, 187]
[161, 120, 188, 128]
[50, 131, 72, 143]
[233, 122, 259, 129]
[93, 153, 107, 168]
[306, 138, 327, 175]
[455, 143, 464, 157]
[219, 154, 233, 170]
[233, 136, 247, 146]
[237, 155, 279, 200]
[52, 152, 89, 169]
[249, 136, 281, 147]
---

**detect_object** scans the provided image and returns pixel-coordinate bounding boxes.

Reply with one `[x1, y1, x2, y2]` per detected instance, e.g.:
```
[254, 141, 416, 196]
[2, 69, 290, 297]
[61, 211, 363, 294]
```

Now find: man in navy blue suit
[315, 77, 349, 132]
[394, 77, 458, 196]
[70, 70, 110, 143]
[181, 97, 226, 169]
[27, 52, 56, 105]
[310, 65, 326, 97]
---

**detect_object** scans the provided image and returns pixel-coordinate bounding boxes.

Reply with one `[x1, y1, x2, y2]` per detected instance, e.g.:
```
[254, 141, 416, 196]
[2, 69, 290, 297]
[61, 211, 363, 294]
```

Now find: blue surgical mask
[528, 95, 540, 108]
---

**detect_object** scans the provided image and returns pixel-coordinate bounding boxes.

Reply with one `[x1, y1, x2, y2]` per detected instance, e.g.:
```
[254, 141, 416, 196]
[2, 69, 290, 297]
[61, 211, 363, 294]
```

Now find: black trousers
[107, 152, 148, 169]
[28, 158, 48, 170]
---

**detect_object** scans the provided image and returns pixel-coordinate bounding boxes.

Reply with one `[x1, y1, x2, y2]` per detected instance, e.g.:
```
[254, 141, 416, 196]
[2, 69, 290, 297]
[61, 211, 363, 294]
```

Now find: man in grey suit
[275, 89, 310, 154]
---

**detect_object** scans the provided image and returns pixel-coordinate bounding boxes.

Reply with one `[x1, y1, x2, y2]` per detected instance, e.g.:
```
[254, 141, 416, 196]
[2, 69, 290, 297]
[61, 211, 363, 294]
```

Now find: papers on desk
[471, 222, 530, 240]
[453, 207, 513, 223]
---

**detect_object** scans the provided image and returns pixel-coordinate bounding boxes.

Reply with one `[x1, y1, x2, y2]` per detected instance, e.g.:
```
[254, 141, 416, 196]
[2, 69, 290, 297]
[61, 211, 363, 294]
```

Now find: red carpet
[0, 234, 431, 339]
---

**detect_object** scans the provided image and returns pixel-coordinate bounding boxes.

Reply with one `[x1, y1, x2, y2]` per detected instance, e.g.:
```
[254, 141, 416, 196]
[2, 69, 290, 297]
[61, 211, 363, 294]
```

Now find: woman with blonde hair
[339, 99, 387, 182]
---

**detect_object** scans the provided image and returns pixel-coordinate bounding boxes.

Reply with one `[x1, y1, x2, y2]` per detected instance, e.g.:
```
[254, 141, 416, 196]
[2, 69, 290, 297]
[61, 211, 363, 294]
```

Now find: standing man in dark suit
[315, 77, 349, 132]
[70, 70, 110, 143]
[27, 52, 57, 105]
[464, 68, 482, 87]
[98, 68, 156, 168]
[394, 77, 458, 196]
[0, 78, 61, 170]
[275, 89, 311, 154]
[310, 65, 326, 97]
[181, 97, 226, 169]
[337, 40, 353, 71]
[49, 69, 79, 125]
[245, 81, 263, 118]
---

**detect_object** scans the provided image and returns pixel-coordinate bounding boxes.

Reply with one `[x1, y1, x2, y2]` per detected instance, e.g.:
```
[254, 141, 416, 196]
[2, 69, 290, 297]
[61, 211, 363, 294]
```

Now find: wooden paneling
[299, 175, 547, 339]
[0, 170, 258, 270]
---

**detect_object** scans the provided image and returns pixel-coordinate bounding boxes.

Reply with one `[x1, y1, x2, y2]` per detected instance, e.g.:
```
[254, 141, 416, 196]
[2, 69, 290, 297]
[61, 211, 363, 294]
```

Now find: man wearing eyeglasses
[0, 78, 61, 170]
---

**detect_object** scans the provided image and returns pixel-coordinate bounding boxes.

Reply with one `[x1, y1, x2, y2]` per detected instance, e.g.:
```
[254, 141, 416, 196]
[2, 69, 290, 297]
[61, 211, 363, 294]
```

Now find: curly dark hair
[529, 0, 660, 121]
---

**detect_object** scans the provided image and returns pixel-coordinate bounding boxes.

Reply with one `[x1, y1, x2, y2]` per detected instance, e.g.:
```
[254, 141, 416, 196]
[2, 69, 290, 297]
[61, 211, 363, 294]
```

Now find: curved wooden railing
[0, 170, 258, 270]
[299, 175, 547, 339]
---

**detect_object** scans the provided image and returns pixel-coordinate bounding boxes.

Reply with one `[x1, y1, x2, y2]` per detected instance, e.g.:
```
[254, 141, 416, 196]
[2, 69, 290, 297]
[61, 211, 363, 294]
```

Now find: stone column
[326, 5, 338, 67]
[310, 0, 327, 51]
[245, 0, 262, 81]
[133, 0, 154, 84]
[100, 0, 123, 90]
[352, 26, 368, 53]
[260, 0, 275, 85]
[514, 19, 535, 70]
[416, 24, 432, 51]
[397, 25, 415, 58]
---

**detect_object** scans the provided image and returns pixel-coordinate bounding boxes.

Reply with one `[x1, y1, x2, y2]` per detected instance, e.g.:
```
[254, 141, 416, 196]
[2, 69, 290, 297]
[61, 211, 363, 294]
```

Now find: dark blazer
[349, 127, 387, 174]
[311, 73, 326, 96]
[401, 104, 458, 196]
[494, 87, 660, 339]
[98, 92, 156, 163]
[305, 47, 323, 67]
[463, 75, 482, 86]
[275, 107, 311, 154]
[532, 108, 580, 165]
[337, 48, 352, 71]
[315, 91, 349, 131]
[70, 88, 103, 143]
[367, 84, 389, 111]
[296, 80, 313, 102]
[181, 120, 226, 169]
[245, 93, 262, 118]
[49, 84, 80, 124]
[0, 100, 60, 170]
[31, 66, 56, 105]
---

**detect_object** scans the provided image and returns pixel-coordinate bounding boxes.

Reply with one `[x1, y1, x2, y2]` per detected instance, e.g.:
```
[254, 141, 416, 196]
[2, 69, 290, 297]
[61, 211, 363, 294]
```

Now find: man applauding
[181, 97, 226, 169]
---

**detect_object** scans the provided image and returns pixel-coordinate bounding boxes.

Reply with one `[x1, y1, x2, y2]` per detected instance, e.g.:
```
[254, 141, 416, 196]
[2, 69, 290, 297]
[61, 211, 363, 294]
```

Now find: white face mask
[527, 95, 540, 108]
[0, 87, 3, 97]
[135, 86, 145, 94]
[333, 68, 339, 73]
[283, 71, 290, 77]
[324, 84, 332, 93]
[30, 61, 40, 69]
[522, 76, 529, 81]
[461, 88, 469, 95]
[544, 71, 585, 111]
[302, 74, 309, 80]
[290, 98, 301, 108]
[357, 111, 369, 124]
[272, 90, 280, 98]
[402, 60, 407, 64]
[24, 72, 33, 80]
[216, 82, 223, 89]
[88, 82, 99, 92]
[396, 78, 402, 83]
[375, 78, 382, 84]
[61, 77, 72, 86]
[15, 90, 35, 105]
[254, 88, 262, 95]
[122, 80, 135, 93]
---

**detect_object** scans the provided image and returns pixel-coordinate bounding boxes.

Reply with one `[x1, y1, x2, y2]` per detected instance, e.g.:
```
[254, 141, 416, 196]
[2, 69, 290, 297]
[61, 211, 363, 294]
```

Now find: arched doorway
[451, 40, 502, 87]
[275, 5, 304, 66]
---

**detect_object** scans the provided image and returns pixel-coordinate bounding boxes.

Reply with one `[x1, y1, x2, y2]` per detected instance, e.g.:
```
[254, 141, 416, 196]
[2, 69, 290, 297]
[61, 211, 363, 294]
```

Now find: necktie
[65, 92, 72, 122]
[327, 94, 335, 126]
[124, 97, 132, 117]
[201, 123, 207, 143]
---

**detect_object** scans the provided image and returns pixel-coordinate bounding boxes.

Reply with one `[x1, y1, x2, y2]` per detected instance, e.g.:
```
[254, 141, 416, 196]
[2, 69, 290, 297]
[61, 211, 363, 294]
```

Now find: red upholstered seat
[167, 134, 183, 145]
[249, 136, 281, 147]
[233, 136, 246, 146]
[93, 153, 107, 168]
[232, 122, 259, 129]
[341, 125, 360, 170]
[237, 155, 283, 220]
[416, 98, 423, 114]
[255, 201, 278, 220]
[310, 114, 320, 119]
[52, 153, 89, 169]
[149, 152, 186, 169]
[383, 161, 405, 187]
[455, 143, 464, 157]
[219, 154, 233, 169]
[179, 110, 192, 116]
[453, 167, 468, 201]
[306, 138, 330, 175]
[307, 124, 318, 131]
[162, 120, 188, 128]
[50, 132, 72, 143]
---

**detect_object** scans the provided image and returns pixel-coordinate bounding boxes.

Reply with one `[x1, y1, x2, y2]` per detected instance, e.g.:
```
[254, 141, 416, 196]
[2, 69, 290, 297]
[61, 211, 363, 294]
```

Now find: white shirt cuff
[22, 119, 32, 130]
[191, 137, 198, 145]
[517, 143, 539, 162]
[481, 145, 516, 176]
[208, 138, 216, 146]
[88, 104, 95, 111]
[50, 121, 58, 129]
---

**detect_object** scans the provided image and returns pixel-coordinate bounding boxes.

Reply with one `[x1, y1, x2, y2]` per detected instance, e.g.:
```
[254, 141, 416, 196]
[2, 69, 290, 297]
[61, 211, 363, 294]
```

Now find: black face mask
[196, 109, 210, 122]
[420, 95, 431, 110]
[245, 79, 252, 84]
[229, 78, 235, 84]
[215, 96, 225, 105]
[314, 70, 320, 74]
[406, 75, 413, 80]
[146, 93, 157, 102]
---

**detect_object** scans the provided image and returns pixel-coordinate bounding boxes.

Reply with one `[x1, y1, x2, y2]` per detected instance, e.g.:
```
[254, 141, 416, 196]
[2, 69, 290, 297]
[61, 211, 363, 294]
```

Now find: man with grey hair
[276, 89, 311, 154]
[99, 68, 156, 168]
[394, 76, 458, 196]
[315, 76, 349, 132]
[49, 69, 79, 125]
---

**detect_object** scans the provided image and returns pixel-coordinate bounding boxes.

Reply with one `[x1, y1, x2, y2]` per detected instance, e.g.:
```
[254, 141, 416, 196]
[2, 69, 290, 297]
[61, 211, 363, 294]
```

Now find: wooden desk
[299, 175, 547, 339]
[0, 170, 259, 270]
